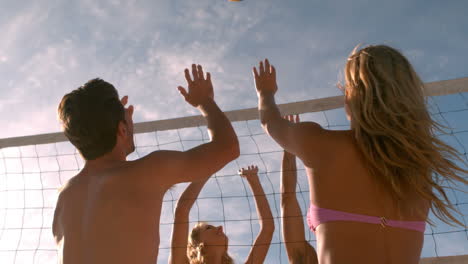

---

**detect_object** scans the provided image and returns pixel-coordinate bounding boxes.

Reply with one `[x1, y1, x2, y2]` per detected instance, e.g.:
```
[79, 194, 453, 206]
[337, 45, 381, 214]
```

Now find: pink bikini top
[307, 204, 426, 233]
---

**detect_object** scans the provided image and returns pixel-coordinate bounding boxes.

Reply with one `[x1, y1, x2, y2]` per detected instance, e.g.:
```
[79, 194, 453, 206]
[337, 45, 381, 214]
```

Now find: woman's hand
[253, 59, 277, 97]
[239, 165, 259, 181]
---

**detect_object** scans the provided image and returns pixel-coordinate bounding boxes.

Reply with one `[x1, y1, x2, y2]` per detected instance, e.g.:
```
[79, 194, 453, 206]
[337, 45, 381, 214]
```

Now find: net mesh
[0, 89, 467, 263]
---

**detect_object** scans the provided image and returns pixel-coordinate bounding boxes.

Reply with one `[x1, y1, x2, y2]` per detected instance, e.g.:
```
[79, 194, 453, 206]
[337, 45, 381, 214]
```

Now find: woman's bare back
[305, 130, 429, 264]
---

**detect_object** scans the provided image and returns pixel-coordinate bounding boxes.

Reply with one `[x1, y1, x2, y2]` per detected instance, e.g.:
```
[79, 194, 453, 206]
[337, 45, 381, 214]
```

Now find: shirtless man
[52, 64, 239, 264]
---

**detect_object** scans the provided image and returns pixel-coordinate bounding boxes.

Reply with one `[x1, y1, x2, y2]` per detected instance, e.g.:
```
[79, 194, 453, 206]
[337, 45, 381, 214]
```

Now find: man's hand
[178, 64, 214, 107]
[120, 95, 134, 125]
[253, 59, 277, 96]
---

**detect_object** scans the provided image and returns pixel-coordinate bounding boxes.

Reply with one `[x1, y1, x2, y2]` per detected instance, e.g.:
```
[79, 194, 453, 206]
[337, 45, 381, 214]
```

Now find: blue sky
[0, 0, 467, 263]
[1, 0, 467, 138]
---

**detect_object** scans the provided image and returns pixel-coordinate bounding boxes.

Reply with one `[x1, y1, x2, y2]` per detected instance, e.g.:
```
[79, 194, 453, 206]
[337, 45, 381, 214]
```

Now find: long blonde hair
[344, 44, 467, 226]
[187, 223, 234, 264]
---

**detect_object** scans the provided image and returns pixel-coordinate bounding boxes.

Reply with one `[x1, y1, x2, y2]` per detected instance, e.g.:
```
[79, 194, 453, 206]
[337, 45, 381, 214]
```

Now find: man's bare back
[53, 65, 239, 263]
[53, 160, 171, 264]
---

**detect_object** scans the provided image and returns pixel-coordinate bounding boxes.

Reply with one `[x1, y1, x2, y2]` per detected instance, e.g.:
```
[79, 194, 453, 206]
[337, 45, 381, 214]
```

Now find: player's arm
[140, 65, 239, 189]
[280, 144, 318, 263]
[240, 166, 275, 264]
[253, 59, 327, 167]
[169, 179, 209, 264]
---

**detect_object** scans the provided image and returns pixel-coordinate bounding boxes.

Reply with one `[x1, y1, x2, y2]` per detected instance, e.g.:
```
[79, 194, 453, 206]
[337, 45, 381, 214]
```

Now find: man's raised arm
[140, 64, 239, 188]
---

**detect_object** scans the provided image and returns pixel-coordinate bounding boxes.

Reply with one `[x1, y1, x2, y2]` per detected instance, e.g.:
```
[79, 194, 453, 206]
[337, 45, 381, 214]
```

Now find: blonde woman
[169, 166, 274, 264]
[253, 46, 467, 264]
[281, 115, 318, 264]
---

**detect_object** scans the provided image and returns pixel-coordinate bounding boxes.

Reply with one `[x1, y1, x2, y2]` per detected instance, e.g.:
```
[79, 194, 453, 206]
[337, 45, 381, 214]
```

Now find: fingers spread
[197, 65, 204, 80]
[192, 64, 198, 81]
[177, 86, 188, 98]
[184, 69, 193, 84]
[253, 67, 259, 79]
[206, 72, 211, 82]
[265, 59, 270, 73]
[259, 61, 264, 75]
[239, 165, 260, 176]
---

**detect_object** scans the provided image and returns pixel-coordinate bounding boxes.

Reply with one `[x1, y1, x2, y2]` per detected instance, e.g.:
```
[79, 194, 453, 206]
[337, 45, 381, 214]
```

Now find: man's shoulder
[56, 172, 86, 203]
[129, 150, 178, 170]
[61, 171, 84, 188]
[134, 149, 172, 161]
[125, 150, 182, 190]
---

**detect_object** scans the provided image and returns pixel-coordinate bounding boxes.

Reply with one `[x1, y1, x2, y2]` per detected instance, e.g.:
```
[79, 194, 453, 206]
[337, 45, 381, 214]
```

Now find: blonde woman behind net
[169, 166, 274, 264]
[253, 45, 467, 264]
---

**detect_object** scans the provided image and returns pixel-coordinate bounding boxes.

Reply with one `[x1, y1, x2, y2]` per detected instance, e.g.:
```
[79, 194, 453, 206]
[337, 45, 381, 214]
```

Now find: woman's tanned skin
[281, 114, 318, 264]
[52, 65, 239, 264]
[169, 165, 274, 264]
[253, 59, 428, 264]
[169, 178, 208, 264]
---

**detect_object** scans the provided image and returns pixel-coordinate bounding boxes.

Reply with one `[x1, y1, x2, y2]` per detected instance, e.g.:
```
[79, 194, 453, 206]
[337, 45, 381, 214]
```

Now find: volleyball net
[0, 77, 467, 263]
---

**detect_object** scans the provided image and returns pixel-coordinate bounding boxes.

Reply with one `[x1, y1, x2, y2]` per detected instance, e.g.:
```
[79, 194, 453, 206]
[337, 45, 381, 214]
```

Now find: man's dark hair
[58, 78, 125, 160]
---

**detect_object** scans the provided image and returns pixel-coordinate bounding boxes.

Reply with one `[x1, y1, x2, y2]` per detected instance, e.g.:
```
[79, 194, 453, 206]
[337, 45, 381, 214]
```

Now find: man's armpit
[52, 199, 64, 244]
